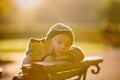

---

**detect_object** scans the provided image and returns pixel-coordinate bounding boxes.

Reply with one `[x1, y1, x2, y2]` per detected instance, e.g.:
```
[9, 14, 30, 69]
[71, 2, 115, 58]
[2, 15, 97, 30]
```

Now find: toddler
[22, 23, 85, 64]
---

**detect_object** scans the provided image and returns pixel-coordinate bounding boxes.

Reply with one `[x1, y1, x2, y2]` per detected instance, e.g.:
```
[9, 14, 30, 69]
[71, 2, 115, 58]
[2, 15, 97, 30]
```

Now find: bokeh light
[14, 0, 42, 11]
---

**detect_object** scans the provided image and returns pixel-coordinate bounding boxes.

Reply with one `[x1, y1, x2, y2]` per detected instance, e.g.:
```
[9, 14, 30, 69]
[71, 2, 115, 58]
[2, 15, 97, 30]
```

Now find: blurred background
[0, 0, 120, 80]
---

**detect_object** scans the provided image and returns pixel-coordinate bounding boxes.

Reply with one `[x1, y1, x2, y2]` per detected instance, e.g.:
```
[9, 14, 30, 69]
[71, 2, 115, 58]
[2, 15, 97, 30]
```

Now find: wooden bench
[13, 56, 103, 80]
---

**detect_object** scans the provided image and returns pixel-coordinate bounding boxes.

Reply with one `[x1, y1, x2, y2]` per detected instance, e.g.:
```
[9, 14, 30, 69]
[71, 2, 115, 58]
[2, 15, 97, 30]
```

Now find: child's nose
[61, 43, 65, 49]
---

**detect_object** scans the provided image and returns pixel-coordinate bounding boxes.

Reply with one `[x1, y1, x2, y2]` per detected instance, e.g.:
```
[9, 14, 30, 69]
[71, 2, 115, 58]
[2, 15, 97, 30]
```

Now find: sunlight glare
[15, 0, 42, 11]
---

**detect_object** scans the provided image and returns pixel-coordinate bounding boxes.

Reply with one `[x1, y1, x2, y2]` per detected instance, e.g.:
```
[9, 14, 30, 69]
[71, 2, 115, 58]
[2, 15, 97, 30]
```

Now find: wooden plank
[21, 56, 103, 80]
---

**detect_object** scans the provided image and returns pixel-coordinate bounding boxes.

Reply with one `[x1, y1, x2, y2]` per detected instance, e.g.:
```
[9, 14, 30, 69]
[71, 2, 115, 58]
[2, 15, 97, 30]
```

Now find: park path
[0, 48, 120, 80]
[0, 53, 24, 80]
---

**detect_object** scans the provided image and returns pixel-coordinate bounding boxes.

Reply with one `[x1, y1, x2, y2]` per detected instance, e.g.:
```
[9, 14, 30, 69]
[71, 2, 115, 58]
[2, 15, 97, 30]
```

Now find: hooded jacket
[22, 23, 85, 64]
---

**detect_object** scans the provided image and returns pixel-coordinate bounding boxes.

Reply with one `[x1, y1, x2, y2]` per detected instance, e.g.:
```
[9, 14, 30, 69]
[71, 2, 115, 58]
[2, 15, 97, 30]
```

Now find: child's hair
[46, 23, 74, 45]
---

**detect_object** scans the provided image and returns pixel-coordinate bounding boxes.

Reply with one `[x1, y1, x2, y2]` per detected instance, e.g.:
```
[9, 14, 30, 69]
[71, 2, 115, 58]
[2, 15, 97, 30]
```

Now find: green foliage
[0, 39, 28, 52]
[74, 41, 103, 53]
[106, 1, 120, 23]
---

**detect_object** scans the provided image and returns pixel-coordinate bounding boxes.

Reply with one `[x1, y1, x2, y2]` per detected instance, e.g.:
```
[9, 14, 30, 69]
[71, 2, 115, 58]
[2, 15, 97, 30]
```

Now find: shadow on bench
[13, 56, 103, 80]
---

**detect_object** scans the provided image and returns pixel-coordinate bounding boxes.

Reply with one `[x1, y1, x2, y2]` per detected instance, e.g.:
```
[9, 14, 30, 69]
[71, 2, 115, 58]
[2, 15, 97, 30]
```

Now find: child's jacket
[22, 38, 85, 65]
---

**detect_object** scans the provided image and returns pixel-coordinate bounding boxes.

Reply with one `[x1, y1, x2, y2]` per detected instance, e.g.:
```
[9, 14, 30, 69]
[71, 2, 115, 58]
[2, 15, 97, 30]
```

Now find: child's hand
[44, 56, 54, 62]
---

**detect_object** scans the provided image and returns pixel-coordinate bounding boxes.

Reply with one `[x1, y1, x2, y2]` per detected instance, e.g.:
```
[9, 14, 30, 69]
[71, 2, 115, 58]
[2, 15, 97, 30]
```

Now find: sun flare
[14, 0, 42, 11]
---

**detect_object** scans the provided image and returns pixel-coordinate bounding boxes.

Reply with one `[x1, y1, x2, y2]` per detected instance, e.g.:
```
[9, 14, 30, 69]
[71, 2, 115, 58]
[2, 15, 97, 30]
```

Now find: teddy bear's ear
[29, 38, 40, 43]
[29, 37, 46, 43]
[24, 38, 45, 55]
[30, 38, 36, 43]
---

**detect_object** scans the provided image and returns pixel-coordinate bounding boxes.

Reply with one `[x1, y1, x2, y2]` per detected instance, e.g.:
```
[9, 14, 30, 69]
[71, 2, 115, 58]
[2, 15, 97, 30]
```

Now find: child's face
[50, 34, 71, 56]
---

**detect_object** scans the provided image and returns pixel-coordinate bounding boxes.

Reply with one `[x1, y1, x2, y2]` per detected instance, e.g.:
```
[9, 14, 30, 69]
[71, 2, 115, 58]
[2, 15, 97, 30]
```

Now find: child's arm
[44, 54, 72, 62]
[68, 46, 85, 61]
[44, 55, 54, 62]
[53, 54, 73, 61]
[44, 46, 85, 62]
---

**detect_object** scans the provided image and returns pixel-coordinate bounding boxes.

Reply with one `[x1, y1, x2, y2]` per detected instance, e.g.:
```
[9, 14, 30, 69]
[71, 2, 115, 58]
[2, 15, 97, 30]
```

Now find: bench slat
[21, 56, 103, 80]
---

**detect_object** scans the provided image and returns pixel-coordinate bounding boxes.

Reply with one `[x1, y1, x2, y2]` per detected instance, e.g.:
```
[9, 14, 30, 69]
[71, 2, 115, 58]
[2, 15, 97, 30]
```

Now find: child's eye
[58, 41, 62, 44]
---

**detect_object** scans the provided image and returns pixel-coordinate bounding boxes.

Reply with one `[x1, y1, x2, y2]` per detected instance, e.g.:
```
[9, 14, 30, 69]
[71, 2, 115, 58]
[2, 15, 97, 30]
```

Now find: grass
[0, 38, 103, 53]
[0, 38, 28, 52]
[74, 41, 103, 53]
